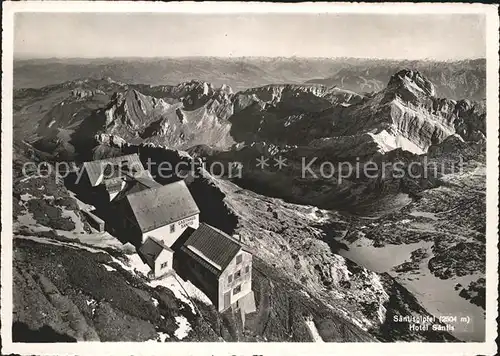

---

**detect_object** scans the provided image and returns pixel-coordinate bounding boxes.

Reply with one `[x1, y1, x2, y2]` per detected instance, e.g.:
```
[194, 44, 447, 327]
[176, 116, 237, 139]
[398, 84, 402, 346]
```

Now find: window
[236, 254, 242, 265]
[228, 274, 233, 283]
[170, 224, 175, 233]
[103, 163, 113, 176]
[235, 270, 242, 280]
[233, 285, 241, 295]
[161, 262, 168, 269]
[245, 265, 250, 274]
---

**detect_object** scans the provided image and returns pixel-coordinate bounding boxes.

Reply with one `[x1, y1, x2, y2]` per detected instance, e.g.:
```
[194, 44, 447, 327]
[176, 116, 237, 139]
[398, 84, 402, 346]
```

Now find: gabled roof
[180, 223, 243, 275]
[112, 175, 162, 201]
[125, 180, 200, 233]
[82, 153, 145, 186]
[138, 237, 173, 270]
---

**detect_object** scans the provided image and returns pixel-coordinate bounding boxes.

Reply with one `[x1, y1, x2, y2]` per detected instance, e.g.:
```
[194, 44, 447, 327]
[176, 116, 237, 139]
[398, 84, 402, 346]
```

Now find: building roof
[138, 237, 173, 270]
[181, 223, 243, 275]
[82, 153, 145, 186]
[125, 180, 200, 233]
[113, 175, 162, 201]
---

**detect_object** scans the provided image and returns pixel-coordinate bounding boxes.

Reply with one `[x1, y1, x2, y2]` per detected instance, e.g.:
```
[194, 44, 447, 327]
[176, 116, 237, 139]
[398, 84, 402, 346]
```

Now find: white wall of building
[153, 249, 174, 277]
[108, 181, 127, 201]
[143, 214, 199, 248]
[218, 250, 252, 311]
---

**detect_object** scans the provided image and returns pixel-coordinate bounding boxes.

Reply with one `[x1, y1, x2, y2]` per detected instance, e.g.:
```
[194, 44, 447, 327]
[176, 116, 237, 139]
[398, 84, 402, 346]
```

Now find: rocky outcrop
[104, 90, 171, 132]
[459, 278, 485, 309]
[329, 69, 485, 154]
[71, 88, 105, 99]
[239, 84, 364, 109]
[94, 133, 126, 148]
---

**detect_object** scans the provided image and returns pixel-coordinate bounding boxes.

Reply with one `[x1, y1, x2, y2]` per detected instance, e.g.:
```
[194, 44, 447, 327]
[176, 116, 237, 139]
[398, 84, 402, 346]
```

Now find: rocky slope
[106, 81, 235, 149]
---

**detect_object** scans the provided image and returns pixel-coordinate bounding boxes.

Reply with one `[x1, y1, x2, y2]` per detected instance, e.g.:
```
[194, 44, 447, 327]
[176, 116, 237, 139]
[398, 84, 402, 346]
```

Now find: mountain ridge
[15, 57, 486, 100]
[15, 68, 485, 165]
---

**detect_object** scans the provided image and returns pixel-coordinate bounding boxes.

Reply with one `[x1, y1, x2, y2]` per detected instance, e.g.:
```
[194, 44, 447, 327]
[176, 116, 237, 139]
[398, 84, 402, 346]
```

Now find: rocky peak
[219, 84, 234, 95]
[94, 133, 126, 148]
[110, 91, 124, 105]
[385, 69, 436, 104]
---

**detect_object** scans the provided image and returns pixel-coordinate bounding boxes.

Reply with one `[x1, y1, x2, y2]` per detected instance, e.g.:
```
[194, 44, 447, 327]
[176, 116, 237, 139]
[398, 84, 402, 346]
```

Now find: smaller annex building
[138, 237, 174, 277]
[177, 223, 255, 313]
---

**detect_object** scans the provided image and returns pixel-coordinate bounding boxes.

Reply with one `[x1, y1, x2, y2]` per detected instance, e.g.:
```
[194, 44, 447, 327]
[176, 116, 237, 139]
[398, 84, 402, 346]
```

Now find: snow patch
[300, 290, 311, 298]
[20, 193, 35, 202]
[368, 129, 424, 155]
[158, 332, 170, 342]
[126, 254, 151, 275]
[174, 316, 191, 340]
[332, 257, 352, 282]
[152, 297, 159, 307]
[304, 316, 324, 342]
[110, 254, 150, 277]
[148, 275, 197, 314]
[409, 211, 438, 221]
[202, 82, 209, 96]
[402, 76, 426, 95]
[86, 298, 97, 316]
[177, 279, 212, 306]
[102, 264, 116, 272]
[377, 303, 387, 324]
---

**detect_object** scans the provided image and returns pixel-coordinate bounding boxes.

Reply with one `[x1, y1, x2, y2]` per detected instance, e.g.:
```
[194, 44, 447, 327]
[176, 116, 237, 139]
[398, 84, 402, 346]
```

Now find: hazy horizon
[15, 13, 486, 61]
[14, 55, 487, 61]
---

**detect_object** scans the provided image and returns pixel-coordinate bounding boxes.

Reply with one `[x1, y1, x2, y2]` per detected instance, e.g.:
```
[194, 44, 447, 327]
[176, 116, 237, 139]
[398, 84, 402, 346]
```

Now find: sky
[14, 13, 486, 60]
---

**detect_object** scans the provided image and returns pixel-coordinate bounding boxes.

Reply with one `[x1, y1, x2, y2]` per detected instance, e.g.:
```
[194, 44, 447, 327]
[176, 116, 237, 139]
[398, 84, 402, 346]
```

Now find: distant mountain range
[14, 57, 486, 100]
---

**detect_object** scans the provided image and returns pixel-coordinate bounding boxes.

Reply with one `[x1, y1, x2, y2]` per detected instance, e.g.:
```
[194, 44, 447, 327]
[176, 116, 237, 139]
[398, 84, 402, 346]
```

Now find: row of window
[227, 265, 250, 284]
